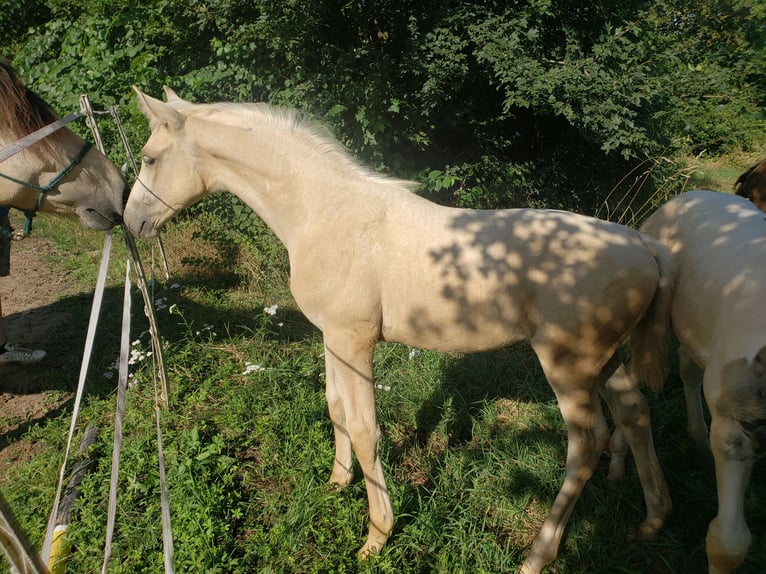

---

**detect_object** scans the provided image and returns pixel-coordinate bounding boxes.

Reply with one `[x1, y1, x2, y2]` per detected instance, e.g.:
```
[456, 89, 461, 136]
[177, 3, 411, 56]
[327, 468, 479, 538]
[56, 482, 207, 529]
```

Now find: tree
[3, 0, 764, 215]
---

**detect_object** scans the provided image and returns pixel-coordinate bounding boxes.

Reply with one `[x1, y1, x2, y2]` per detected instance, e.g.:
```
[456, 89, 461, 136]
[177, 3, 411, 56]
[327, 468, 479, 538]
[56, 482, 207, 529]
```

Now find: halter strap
[0, 110, 85, 163]
[0, 140, 92, 235]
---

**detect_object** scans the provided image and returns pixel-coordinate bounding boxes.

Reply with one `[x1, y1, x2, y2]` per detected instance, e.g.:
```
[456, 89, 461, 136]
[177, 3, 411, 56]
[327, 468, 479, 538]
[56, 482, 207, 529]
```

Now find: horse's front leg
[324, 331, 394, 558]
[325, 345, 354, 487]
[706, 414, 753, 574]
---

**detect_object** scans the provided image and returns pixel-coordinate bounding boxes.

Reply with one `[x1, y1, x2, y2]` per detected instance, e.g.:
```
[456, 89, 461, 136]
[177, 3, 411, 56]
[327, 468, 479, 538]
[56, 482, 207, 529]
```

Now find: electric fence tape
[36, 95, 174, 573]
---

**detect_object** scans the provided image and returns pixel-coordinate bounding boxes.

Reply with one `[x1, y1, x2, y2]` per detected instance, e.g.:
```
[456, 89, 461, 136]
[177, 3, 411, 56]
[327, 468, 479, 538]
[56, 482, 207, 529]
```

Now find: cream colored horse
[0, 58, 126, 228]
[609, 190, 766, 573]
[124, 87, 674, 573]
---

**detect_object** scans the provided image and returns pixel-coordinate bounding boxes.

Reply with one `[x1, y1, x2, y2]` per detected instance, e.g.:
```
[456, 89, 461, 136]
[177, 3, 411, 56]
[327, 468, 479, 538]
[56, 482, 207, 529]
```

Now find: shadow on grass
[381, 343, 766, 573]
[0, 273, 316, 447]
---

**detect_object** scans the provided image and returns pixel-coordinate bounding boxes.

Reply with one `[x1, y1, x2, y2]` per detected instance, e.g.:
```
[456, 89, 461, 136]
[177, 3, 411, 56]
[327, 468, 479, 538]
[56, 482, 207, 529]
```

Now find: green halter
[0, 139, 92, 235]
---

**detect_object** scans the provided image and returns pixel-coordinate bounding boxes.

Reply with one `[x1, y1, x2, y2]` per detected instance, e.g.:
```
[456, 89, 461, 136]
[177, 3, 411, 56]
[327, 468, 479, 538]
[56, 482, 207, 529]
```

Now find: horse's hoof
[357, 540, 382, 561]
[630, 518, 663, 541]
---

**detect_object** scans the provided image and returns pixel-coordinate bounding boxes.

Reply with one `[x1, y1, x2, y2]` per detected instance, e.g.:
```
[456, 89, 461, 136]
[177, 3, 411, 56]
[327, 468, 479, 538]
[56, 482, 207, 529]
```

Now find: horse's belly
[380, 296, 531, 353]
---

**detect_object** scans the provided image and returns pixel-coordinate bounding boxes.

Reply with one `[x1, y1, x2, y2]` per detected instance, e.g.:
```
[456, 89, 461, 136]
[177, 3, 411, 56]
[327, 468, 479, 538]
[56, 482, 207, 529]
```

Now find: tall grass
[1, 192, 765, 573]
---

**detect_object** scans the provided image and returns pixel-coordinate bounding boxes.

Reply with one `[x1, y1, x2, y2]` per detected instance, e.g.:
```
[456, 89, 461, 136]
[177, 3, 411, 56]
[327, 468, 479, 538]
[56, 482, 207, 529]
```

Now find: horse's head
[0, 58, 127, 230]
[31, 131, 128, 230]
[735, 159, 766, 213]
[124, 87, 207, 238]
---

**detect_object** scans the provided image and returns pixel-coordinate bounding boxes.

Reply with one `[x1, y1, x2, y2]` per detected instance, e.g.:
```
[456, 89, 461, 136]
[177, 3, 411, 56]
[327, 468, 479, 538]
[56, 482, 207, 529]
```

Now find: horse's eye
[142, 155, 156, 166]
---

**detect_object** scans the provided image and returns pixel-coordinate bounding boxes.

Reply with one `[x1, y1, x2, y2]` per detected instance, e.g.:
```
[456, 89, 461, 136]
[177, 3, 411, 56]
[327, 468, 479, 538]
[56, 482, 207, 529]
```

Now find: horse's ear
[163, 86, 184, 103]
[132, 86, 184, 131]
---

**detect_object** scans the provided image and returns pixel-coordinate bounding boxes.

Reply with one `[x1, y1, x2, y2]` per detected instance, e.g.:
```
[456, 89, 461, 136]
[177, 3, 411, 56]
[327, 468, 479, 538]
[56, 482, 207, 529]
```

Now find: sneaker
[0, 343, 47, 366]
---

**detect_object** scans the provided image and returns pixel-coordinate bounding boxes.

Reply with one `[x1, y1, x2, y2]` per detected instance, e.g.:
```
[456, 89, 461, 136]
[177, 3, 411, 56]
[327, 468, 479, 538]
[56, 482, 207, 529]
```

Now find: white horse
[0, 58, 126, 228]
[610, 190, 766, 573]
[124, 87, 675, 573]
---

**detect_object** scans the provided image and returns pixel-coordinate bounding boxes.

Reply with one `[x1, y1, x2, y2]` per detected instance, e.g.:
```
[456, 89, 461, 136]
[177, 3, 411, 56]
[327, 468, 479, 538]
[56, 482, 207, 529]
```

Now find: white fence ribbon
[100, 259, 132, 573]
[41, 229, 113, 564]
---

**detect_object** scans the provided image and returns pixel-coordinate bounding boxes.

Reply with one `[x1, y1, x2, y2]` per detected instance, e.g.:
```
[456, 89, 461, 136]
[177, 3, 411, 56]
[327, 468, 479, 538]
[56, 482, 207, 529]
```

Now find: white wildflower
[242, 362, 266, 375]
[264, 304, 279, 316]
[408, 348, 421, 360]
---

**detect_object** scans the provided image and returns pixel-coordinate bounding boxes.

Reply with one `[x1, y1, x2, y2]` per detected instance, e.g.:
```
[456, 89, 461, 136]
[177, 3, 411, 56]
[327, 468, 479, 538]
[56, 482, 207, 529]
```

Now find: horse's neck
[198, 122, 394, 252]
[0, 153, 47, 206]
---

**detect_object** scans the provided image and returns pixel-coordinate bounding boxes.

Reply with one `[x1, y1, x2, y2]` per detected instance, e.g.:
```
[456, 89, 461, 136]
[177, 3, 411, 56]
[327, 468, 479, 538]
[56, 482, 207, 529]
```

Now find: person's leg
[0, 294, 6, 347]
[0, 287, 46, 365]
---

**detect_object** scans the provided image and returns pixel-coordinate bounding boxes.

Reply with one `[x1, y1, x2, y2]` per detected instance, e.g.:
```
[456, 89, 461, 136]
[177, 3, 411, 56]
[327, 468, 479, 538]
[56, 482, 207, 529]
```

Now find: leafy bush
[5, 0, 764, 222]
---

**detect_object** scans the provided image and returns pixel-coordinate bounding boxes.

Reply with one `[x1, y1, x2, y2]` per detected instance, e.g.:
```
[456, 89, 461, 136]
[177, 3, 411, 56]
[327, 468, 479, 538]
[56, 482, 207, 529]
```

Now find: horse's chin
[76, 206, 121, 231]
[125, 216, 160, 239]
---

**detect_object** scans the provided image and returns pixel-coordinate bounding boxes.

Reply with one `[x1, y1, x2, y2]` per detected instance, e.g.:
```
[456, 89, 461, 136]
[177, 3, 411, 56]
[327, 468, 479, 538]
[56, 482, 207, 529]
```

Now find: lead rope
[41, 94, 116, 568]
[39, 95, 174, 573]
[0, 490, 48, 574]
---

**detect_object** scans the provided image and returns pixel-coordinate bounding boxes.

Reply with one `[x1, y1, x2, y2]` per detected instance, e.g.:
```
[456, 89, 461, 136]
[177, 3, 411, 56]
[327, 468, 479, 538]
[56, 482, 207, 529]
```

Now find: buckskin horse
[124, 87, 674, 573]
[0, 58, 126, 229]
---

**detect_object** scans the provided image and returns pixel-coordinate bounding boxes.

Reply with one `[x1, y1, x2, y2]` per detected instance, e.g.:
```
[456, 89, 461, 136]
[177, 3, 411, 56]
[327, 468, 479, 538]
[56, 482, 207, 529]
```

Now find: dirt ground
[0, 227, 83, 469]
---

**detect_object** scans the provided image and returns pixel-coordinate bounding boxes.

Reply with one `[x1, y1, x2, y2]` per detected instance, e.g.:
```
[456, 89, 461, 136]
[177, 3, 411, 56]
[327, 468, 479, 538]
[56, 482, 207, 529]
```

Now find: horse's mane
[176, 100, 416, 190]
[734, 165, 754, 195]
[0, 57, 63, 154]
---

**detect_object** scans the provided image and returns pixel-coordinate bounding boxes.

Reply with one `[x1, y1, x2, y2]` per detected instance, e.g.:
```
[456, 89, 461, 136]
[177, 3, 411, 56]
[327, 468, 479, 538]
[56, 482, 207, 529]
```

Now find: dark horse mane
[734, 158, 766, 208]
[0, 57, 62, 154]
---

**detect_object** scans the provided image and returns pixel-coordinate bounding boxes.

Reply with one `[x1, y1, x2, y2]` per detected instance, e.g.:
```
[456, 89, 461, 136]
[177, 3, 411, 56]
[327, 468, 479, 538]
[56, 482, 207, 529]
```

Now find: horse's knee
[607, 428, 628, 482]
[706, 516, 750, 574]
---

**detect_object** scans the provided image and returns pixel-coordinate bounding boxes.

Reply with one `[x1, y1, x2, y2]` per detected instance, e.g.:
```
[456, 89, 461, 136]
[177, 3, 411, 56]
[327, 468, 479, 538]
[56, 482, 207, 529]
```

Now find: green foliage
[3, 0, 764, 218]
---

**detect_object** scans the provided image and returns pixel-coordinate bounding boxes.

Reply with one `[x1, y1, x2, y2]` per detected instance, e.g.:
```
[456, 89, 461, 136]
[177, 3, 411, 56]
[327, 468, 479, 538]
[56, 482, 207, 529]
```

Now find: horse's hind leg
[520, 352, 610, 574]
[679, 346, 710, 454]
[607, 425, 629, 483]
[602, 364, 671, 538]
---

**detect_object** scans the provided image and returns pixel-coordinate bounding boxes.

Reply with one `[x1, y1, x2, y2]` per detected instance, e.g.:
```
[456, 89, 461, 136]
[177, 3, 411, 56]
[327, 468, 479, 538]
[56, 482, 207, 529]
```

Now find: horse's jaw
[123, 210, 161, 238]
[75, 204, 123, 230]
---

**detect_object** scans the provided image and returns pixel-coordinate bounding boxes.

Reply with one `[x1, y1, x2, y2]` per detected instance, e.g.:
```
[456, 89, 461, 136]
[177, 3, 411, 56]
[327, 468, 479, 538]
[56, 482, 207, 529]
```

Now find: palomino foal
[124, 87, 674, 573]
[611, 190, 766, 573]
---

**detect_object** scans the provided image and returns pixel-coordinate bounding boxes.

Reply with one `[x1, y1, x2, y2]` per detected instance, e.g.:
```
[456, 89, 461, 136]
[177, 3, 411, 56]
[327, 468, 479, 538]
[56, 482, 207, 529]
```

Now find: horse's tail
[628, 235, 677, 393]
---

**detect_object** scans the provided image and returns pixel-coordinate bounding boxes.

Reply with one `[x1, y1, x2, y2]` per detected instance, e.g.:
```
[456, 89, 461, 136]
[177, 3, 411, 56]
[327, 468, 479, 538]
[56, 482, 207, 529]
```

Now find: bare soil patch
[0, 223, 84, 468]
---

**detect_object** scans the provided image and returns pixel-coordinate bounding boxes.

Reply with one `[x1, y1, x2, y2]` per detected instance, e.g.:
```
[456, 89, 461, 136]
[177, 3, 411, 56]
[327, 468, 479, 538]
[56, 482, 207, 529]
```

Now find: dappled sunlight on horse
[609, 190, 766, 574]
[124, 86, 675, 573]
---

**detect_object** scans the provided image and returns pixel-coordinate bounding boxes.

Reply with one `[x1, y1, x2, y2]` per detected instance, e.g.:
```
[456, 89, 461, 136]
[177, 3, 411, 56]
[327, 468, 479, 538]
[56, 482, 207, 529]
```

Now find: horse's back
[379, 205, 662, 361]
[642, 190, 766, 364]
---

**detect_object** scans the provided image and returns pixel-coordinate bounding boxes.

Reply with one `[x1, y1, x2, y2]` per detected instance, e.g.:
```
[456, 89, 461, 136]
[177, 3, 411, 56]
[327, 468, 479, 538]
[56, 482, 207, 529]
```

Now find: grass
[2, 175, 766, 573]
